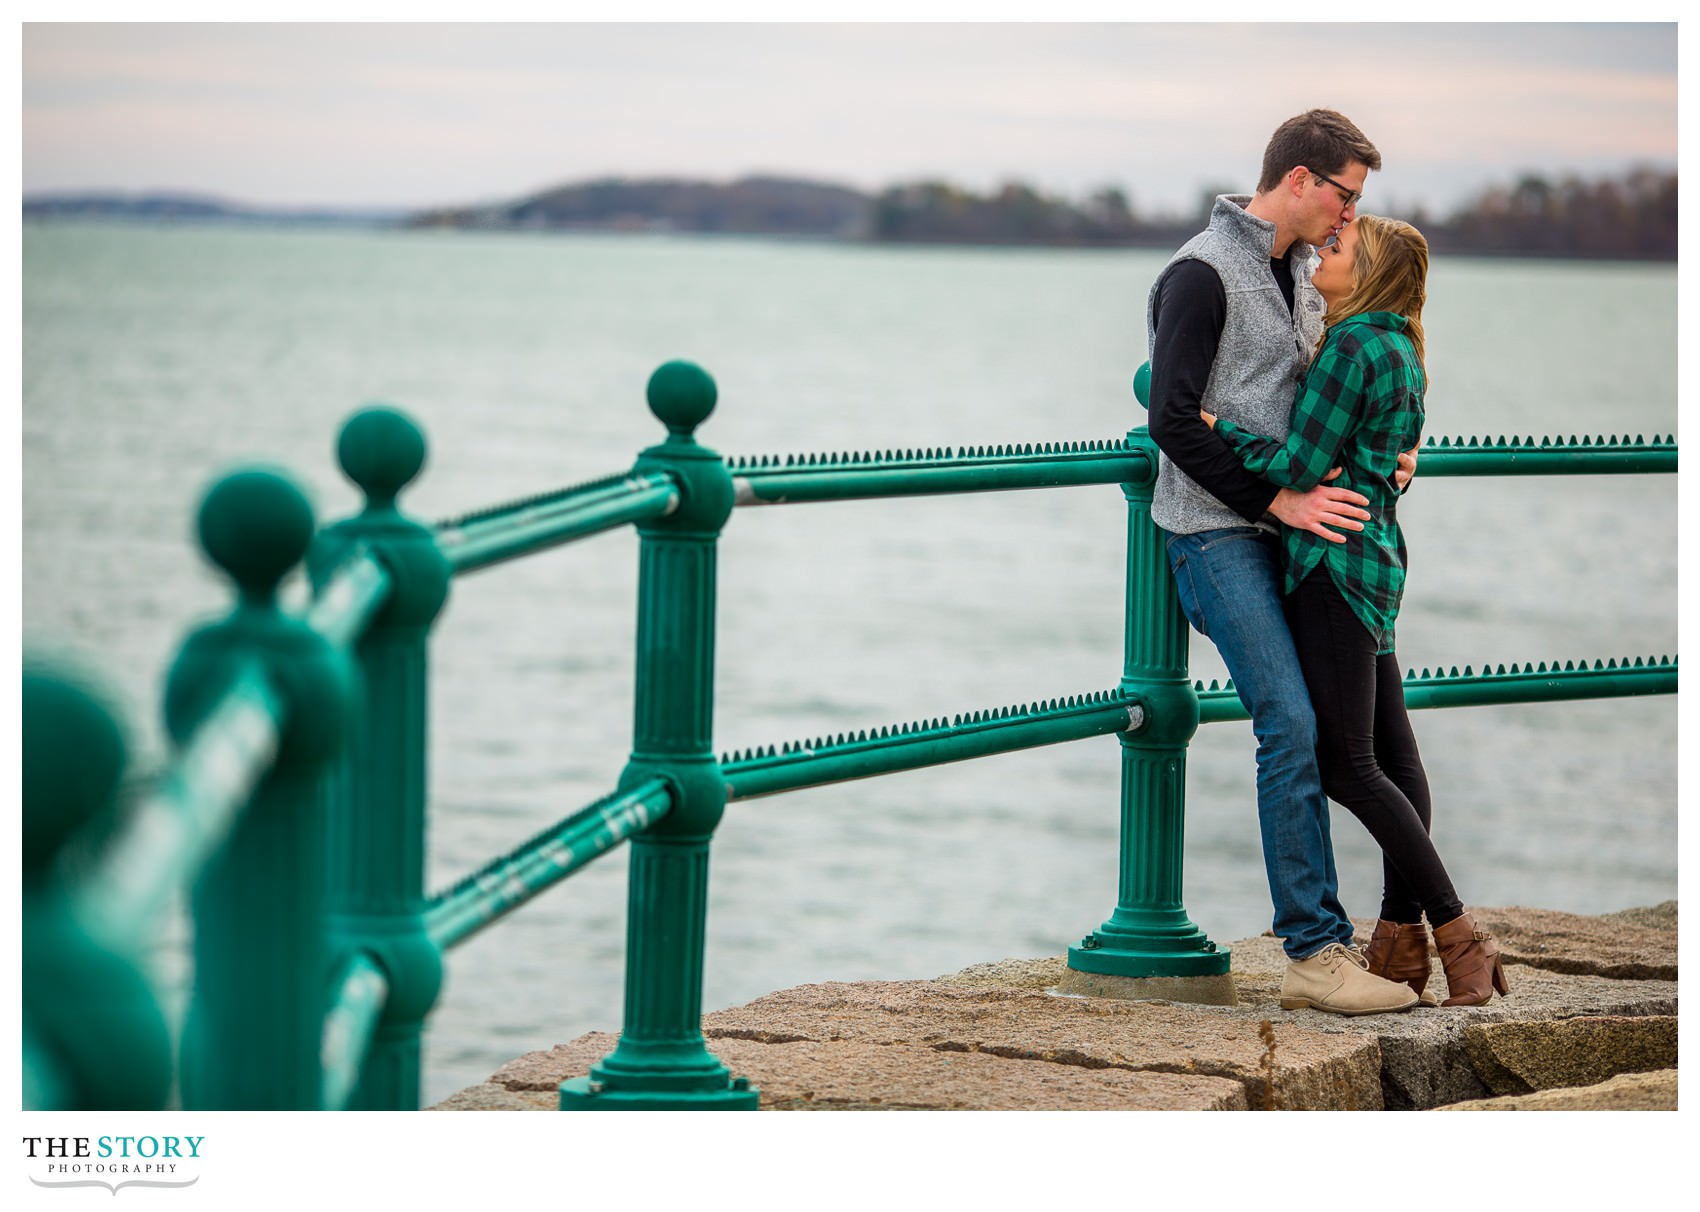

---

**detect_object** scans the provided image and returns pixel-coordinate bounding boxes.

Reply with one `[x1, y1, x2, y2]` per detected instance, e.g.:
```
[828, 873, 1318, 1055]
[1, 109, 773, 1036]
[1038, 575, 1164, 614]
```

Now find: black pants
[1286, 568, 1464, 926]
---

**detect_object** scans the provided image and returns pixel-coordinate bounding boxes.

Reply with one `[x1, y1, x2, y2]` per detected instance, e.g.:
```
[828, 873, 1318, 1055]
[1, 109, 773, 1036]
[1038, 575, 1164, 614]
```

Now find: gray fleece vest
[1146, 194, 1326, 535]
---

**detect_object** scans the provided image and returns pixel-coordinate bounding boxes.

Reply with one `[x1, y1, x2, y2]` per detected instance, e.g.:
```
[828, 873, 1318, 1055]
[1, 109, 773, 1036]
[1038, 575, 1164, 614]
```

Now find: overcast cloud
[20, 21, 1679, 217]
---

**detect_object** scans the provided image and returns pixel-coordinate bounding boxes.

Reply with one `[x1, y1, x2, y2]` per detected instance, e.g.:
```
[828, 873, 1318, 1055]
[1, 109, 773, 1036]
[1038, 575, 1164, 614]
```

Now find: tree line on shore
[408, 167, 1675, 261]
[875, 171, 1679, 261]
[1407, 169, 1675, 261]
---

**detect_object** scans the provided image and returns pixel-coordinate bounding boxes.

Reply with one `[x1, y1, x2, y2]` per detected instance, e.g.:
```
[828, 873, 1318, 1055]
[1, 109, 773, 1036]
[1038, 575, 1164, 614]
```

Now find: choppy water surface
[22, 223, 1677, 1105]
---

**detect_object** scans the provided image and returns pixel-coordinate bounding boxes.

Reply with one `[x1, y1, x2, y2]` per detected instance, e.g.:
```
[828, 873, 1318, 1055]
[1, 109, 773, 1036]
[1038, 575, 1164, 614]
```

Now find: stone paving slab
[1435, 1068, 1678, 1111]
[702, 979, 1383, 1110]
[477, 1029, 1249, 1110]
[432, 1083, 558, 1110]
[1462, 1015, 1678, 1095]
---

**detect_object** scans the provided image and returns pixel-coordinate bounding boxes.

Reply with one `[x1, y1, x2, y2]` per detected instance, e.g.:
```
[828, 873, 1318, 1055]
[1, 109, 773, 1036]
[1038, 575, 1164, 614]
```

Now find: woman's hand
[1394, 442, 1419, 491]
[1199, 408, 1217, 428]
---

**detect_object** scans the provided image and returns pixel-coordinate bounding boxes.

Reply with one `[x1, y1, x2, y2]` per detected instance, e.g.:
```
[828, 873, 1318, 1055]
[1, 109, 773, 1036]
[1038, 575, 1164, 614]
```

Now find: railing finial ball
[197, 468, 315, 602]
[1133, 361, 1152, 410]
[338, 406, 427, 509]
[647, 360, 717, 438]
[21, 666, 126, 877]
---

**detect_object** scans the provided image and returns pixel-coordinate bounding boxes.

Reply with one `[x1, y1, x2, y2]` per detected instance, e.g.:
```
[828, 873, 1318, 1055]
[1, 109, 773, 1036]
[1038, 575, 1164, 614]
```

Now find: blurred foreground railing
[22, 359, 1677, 1110]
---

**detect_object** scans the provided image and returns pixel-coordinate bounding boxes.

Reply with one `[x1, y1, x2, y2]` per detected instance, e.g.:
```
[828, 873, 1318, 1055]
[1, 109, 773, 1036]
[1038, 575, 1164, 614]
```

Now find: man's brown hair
[1257, 109, 1382, 194]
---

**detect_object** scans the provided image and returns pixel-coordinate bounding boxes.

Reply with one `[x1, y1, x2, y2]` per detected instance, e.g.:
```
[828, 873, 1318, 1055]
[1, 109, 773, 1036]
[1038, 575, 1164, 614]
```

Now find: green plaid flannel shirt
[1214, 311, 1425, 653]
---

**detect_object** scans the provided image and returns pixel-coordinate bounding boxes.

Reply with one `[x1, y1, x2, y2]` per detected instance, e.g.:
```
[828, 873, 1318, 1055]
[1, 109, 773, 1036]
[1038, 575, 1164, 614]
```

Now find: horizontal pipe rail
[723, 689, 1144, 800]
[320, 951, 391, 1111]
[304, 546, 394, 649]
[78, 660, 285, 945]
[433, 473, 680, 573]
[433, 470, 648, 530]
[1197, 654, 1678, 724]
[730, 440, 1153, 506]
[1400, 433, 1675, 477]
[424, 777, 674, 951]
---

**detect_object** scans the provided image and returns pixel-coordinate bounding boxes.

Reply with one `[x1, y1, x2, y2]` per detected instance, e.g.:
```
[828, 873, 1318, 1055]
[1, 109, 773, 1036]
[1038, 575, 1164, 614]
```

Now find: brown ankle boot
[1431, 913, 1511, 1006]
[1362, 919, 1439, 1006]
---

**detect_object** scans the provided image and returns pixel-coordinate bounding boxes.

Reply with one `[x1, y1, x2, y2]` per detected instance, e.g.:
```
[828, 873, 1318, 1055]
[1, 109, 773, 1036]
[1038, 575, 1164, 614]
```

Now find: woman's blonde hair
[1324, 214, 1429, 371]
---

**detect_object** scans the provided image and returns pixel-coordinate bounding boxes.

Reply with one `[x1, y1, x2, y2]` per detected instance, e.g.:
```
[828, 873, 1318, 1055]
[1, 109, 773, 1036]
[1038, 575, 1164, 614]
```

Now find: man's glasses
[1311, 170, 1363, 208]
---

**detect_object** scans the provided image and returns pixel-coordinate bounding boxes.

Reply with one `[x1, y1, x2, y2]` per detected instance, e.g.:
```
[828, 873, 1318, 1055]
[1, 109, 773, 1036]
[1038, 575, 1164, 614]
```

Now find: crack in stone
[929, 1039, 1253, 1082]
[705, 1027, 819, 1045]
[496, 1077, 561, 1092]
[766, 1099, 950, 1111]
[1501, 957, 1675, 981]
[923, 1038, 1366, 1110]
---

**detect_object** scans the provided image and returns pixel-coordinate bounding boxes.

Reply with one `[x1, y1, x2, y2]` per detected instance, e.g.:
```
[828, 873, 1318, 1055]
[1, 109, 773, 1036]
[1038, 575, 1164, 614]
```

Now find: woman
[1203, 215, 1508, 1007]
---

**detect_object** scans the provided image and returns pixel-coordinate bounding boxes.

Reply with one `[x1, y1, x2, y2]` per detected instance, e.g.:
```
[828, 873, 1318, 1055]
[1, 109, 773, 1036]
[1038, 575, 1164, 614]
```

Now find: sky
[18, 18, 1680, 219]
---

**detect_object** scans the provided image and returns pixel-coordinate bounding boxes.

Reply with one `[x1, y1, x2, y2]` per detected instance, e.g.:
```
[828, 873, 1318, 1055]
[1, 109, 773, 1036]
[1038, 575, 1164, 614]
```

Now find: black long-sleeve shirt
[1147, 256, 1298, 524]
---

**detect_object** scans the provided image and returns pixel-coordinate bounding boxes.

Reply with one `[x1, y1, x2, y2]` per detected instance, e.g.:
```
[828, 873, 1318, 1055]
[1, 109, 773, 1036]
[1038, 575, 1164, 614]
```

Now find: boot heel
[1432, 912, 1507, 1007]
[1279, 996, 1309, 1010]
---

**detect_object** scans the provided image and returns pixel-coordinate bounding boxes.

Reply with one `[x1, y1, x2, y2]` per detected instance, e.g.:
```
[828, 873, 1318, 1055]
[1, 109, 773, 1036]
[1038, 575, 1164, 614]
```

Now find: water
[21, 222, 1678, 1106]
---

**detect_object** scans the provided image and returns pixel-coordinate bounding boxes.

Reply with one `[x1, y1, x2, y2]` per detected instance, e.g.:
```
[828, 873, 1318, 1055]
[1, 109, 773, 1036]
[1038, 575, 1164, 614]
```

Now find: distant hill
[868, 181, 1194, 249]
[22, 191, 407, 227]
[410, 175, 871, 238]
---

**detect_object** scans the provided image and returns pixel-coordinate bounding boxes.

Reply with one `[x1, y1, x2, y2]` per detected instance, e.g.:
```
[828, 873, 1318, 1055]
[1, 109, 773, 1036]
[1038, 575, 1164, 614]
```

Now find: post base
[1067, 936, 1231, 980]
[1056, 965, 1238, 1006]
[558, 1075, 760, 1111]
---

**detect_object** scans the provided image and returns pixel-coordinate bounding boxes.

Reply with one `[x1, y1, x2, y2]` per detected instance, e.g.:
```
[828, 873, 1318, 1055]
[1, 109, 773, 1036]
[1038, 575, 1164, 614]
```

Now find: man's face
[1300, 160, 1369, 248]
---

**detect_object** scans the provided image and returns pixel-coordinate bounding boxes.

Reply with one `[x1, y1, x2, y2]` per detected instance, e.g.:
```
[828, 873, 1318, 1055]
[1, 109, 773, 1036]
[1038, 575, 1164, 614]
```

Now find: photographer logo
[23, 1136, 202, 1195]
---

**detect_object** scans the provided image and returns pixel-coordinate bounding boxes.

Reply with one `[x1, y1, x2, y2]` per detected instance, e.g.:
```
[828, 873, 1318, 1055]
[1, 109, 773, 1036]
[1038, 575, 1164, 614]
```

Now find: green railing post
[22, 665, 173, 1110]
[1066, 424, 1233, 999]
[309, 408, 450, 1109]
[560, 361, 759, 1110]
[170, 470, 355, 1108]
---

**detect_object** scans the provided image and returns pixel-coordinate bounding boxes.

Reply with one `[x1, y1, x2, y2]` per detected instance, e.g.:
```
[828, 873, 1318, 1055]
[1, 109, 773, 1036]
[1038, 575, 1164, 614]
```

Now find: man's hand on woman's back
[1268, 475, 1370, 542]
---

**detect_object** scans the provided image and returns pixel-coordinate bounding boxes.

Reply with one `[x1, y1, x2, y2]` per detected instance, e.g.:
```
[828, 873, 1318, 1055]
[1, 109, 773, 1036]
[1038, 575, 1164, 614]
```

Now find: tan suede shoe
[1280, 942, 1420, 1015]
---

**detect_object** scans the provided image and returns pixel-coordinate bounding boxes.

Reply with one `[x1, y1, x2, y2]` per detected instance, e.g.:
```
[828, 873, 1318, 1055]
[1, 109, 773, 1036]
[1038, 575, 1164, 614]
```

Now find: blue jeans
[1164, 526, 1354, 959]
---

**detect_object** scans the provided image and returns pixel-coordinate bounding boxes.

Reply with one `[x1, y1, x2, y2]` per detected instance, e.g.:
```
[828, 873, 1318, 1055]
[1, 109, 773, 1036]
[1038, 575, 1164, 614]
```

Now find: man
[1146, 108, 1418, 1015]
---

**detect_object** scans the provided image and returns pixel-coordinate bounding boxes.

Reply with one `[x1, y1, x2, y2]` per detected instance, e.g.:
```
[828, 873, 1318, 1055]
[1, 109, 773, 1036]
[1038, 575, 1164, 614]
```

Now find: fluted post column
[310, 407, 450, 1109]
[1066, 424, 1232, 997]
[560, 361, 758, 1110]
[172, 471, 356, 1107]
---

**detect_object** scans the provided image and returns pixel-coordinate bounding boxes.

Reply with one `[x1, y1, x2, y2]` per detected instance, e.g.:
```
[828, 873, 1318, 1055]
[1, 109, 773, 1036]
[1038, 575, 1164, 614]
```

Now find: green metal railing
[21, 359, 1677, 1111]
